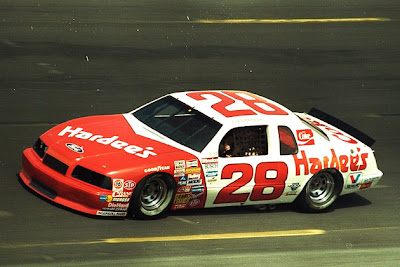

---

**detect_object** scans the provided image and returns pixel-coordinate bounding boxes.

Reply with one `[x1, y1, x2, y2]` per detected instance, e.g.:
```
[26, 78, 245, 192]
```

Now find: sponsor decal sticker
[112, 198, 130, 202]
[124, 180, 136, 190]
[191, 185, 204, 193]
[296, 129, 315, 146]
[174, 160, 185, 170]
[102, 207, 128, 211]
[108, 202, 129, 208]
[58, 126, 157, 158]
[112, 191, 132, 198]
[188, 198, 201, 207]
[174, 169, 185, 177]
[185, 167, 201, 174]
[286, 183, 300, 196]
[288, 183, 300, 191]
[173, 203, 186, 209]
[205, 170, 218, 177]
[204, 163, 218, 170]
[364, 176, 380, 183]
[206, 176, 218, 183]
[96, 211, 127, 216]
[113, 179, 124, 191]
[174, 193, 192, 204]
[65, 143, 84, 153]
[144, 166, 171, 173]
[178, 176, 188, 186]
[202, 158, 218, 164]
[346, 172, 362, 189]
[303, 117, 358, 144]
[191, 191, 204, 199]
[349, 173, 362, 184]
[99, 195, 113, 202]
[293, 149, 368, 176]
[188, 173, 201, 180]
[360, 182, 372, 190]
[187, 179, 202, 186]
[186, 159, 198, 168]
[177, 186, 191, 193]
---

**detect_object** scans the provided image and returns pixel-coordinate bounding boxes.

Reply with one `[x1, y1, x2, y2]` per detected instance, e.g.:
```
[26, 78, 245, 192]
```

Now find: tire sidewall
[297, 170, 342, 212]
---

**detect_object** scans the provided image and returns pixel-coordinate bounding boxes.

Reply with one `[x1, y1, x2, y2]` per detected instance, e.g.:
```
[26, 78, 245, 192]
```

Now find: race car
[19, 90, 383, 219]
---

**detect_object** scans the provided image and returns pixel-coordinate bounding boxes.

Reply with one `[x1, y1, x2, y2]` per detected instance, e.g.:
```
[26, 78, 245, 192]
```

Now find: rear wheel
[130, 174, 175, 219]
[295, 170, 342, 212]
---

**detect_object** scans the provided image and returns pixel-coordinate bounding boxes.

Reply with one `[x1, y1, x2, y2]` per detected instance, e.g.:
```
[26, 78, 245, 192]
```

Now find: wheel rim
[308, 172, 335, 204]
[140, 176, 169, 212]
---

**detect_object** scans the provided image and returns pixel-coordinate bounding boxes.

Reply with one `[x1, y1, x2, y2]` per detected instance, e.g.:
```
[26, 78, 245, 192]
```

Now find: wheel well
[139, 172, 176, 185]
[297, 168, 344, 198]
[324, 168, 344, 193]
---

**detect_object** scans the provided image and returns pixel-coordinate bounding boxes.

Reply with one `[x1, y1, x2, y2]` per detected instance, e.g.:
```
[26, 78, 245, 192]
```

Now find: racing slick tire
[129, 173, 176, 219]
[295, 170, 343, 212]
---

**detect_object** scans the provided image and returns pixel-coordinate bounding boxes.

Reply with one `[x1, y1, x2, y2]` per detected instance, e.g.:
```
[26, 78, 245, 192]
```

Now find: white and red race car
[20, 90, 383, 219]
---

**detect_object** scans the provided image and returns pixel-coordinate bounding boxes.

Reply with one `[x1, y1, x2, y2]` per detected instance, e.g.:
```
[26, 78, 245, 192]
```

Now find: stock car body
[19, 90, 383, 219]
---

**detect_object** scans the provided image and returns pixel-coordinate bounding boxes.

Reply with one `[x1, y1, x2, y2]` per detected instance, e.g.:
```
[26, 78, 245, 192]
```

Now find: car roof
[169, 90, 300, 127]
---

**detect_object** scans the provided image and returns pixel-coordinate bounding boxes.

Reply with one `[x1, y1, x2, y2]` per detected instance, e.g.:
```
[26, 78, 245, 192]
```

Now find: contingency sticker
[113, 179, 124, 192]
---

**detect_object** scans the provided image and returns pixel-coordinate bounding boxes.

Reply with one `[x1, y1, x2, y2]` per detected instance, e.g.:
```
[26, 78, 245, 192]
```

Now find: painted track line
[5, 17, 391, 25]
[104, 229, 325, 243]
[195, 17, 391, 24]
[3, 226, 399, 249]
[0, 229, 324, 249]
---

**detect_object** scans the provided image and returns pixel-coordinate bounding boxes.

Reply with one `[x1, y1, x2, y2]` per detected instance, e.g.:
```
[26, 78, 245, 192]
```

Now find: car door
[203, 124, 291, 208]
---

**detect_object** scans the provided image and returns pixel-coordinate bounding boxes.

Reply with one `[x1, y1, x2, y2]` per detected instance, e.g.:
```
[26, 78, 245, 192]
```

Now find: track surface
[1, 1, 399, 265]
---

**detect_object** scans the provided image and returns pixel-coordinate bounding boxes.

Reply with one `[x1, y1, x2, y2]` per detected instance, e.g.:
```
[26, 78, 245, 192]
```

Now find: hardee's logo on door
[296, 129, 315, 146]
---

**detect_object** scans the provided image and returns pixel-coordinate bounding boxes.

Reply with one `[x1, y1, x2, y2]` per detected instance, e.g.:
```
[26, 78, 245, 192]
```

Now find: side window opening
[220, 126, 268, 157]
[278, 126, 298, 155]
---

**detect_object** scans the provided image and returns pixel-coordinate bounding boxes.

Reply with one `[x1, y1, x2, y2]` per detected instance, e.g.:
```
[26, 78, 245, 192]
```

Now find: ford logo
[66, 143, 84, 153]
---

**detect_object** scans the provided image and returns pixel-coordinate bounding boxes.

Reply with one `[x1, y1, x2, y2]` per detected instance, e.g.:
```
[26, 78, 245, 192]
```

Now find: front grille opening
[33, 138, 48, 158]
[72, 165, 112, 190]
[43, 154, 69, 175]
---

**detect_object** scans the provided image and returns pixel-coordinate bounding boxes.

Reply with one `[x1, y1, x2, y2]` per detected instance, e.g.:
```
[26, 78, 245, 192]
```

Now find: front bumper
[19, 148, 127, 217]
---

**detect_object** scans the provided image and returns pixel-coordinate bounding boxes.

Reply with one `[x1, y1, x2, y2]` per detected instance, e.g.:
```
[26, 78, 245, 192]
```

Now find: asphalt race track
[1, 1, 399, 266]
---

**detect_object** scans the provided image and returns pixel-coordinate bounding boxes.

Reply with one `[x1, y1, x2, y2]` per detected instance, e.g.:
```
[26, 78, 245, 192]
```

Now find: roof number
[186, 91, 288, 117]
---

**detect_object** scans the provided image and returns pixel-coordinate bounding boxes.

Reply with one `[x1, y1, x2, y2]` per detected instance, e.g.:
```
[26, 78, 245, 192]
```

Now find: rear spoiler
[308, 108, 376, 147]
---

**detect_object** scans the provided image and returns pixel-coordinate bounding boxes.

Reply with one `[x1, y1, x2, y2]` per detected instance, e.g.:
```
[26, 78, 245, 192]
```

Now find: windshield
[133, 96, 222, 152]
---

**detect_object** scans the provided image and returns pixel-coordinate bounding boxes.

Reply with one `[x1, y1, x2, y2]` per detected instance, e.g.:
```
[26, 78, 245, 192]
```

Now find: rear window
[278, 126, 298, 155]
[133, 96, 222, 152]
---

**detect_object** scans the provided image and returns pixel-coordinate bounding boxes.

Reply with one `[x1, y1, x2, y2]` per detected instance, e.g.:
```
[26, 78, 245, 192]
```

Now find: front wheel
[295, 170, 342, 212]
[129, 174, 175, 219]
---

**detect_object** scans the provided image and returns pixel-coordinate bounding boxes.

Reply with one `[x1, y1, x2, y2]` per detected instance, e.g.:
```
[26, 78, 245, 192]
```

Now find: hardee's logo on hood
[58, 126, 157, 158]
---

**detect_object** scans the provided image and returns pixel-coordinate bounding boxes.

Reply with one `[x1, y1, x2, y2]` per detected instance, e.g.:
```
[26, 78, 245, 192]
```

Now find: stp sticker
[296, 129, 315, 146]
[188, 198, 201, 207]
[124, 180, 136, 190]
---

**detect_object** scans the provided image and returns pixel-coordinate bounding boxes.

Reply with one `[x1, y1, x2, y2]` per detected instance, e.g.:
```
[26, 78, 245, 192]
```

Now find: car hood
[39, 114, 195, 176]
